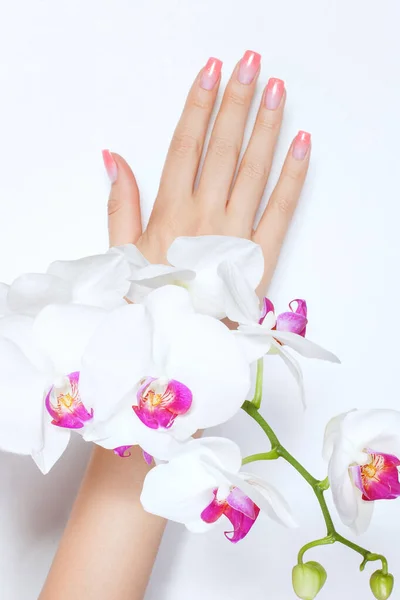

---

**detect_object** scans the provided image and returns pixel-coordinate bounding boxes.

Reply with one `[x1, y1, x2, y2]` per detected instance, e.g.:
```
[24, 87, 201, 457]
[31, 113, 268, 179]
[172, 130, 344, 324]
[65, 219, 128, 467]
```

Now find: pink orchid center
[200, 486, 260, 543]
[259, 297, 308, 338]
[132, 376, 192, 430]
[350, 449, 400, 501]
[45, 371, 93, 429]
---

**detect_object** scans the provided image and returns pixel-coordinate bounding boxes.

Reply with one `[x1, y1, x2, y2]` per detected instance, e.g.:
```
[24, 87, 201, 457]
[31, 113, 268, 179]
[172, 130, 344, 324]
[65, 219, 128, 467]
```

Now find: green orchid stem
[241, 400, 388, 575]
[251, 359, 264, 410]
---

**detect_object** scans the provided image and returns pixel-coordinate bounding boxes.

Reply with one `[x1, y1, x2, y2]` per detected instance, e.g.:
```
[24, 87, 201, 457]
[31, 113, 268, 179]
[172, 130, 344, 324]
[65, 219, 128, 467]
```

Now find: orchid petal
[0, 337, 45, 455]
[32, 416, 70, 474]
[140, 454, 217, 524]
[234, 328, 273, 363]
[165, 314, 251, 434]
[8, 274, 72, 316]
[223, 503, 260, 543]
[218, 261, 261, 324]
[112, 244, 149, 269]
[337, 410, 400, 456]
[33, 304, 106, 376]
[48, 252, 130, 309]
[0, 315, 52, 374]
[228, 471, 298, 528]
[84, 404, 140, 449]
[226, 487, 257, 519]
[79, 304, 152, 421]
[322, 412, 351, 462]
[200, 491, 225, 523]
[167, 236, 264, 318]
[259, 298, 275, 324]
[130, 263, 195, 287]
[276, 311, 308, 336]
[271, 330, 340, 363]
[270, 340, 305, 408]
[289, 299, 307, 318]
[328, 444, 374, 533]
[168, 236, 264, 287]
[143, 286, 195, 367]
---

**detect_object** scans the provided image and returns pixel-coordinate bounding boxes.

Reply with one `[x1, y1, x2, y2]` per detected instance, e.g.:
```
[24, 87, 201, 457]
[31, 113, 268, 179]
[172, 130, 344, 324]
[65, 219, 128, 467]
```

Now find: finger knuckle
[191, 96, 213, 111]
[210, 135, 238, 159]
[283, 166, 303, 182]
[241, 160, 267, 182]
[170, 129, 201, 159]
[258, 116, 280, 134]
[226, 89, 247, 107]
[272, 193, 293, 215]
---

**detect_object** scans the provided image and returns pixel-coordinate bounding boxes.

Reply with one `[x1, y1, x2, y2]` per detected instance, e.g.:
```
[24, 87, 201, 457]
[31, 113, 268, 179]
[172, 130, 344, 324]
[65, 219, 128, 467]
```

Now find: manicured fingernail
[264, 78, 285, 110]
[200, 57, 223, 91]
[102, 149, 117, 183]
[292, 131, 311, 160]
[238, 50, 261, 85]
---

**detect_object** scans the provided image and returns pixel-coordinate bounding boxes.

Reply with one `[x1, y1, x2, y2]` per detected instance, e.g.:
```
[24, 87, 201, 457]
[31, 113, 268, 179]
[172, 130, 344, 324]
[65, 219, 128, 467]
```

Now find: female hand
[41, 51, 311, 600]
[104, 50, 310, 294]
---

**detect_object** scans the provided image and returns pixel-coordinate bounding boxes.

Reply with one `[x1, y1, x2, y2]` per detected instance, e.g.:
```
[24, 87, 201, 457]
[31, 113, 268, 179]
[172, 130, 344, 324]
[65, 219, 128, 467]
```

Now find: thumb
[102, 150, 142, 247]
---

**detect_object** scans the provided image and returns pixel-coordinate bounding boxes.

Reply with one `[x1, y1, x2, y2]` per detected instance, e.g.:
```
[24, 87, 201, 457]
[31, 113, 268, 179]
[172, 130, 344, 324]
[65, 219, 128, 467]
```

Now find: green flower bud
[370, 570, 394, 600]
[292, 561, 327, 600]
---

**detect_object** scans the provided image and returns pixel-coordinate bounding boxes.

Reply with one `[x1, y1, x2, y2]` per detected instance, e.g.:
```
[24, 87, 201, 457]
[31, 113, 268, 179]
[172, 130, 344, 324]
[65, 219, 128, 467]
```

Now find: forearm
[40, 445, 166, 600]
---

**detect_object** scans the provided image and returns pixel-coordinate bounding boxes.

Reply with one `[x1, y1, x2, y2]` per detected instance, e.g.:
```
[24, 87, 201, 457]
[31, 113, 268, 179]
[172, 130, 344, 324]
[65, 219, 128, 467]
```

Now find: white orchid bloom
[0, 305, 106, 473]
[141, 437, 297, 543]
[323, 409, 400, 534]
[80, 285, 252, 460]
[1, 251, 130, 317]
[219, 262, 340, 404]
[118, 235, 264, 319]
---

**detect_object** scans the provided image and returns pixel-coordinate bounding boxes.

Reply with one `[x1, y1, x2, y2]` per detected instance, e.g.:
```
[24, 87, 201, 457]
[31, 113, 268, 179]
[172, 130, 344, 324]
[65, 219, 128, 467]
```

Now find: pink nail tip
[200, 57, 223, 91]
[238, 50, 261, 85]
[297, 130, 311, 144]
[265, 78, 285, 110]
[102, 149, 118, 183]
[292, 131, 311, 160]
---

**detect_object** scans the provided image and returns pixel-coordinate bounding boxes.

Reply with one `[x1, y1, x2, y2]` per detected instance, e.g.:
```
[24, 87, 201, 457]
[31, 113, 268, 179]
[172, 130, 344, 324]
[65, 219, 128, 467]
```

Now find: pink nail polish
[238, 50, 261, 85]
[264, 78, 285, 110]
[292, 131, 311, 161]
[102, 149, 117, 183]
[200, 57, 223, 91]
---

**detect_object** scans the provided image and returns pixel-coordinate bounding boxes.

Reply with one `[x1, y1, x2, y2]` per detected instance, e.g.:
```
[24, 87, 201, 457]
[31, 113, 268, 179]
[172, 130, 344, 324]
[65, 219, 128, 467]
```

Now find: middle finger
[197, 50, 261, 208]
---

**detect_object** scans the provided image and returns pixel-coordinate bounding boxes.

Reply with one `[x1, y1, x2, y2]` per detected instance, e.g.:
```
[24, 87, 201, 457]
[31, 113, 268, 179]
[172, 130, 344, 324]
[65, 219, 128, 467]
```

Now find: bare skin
[40, 51, 310, 600]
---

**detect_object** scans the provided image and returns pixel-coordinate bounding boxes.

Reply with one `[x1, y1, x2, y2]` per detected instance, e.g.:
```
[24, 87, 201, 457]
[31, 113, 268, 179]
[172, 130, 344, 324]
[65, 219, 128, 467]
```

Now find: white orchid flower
[80, 285, 252, 460]
[0, 305, 106, 473]
[219, 262, 340, 404]
[141, 437, 297, 543]
[323, 409, 400, 534]
[118, 235, 264, 319]
[1, 251, 130, 317]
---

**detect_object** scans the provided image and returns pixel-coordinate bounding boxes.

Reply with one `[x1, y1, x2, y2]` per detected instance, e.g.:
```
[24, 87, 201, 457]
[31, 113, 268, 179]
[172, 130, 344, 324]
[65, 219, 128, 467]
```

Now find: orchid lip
[132, 376, 192, 430]
[200, 486, 260, 543]
[45, 371, 93, 429]
[350, 448, 400, 502]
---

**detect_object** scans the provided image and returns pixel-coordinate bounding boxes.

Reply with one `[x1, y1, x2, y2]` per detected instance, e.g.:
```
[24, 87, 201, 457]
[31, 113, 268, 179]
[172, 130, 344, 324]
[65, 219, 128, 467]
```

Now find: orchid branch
[241, 377, 390, 581]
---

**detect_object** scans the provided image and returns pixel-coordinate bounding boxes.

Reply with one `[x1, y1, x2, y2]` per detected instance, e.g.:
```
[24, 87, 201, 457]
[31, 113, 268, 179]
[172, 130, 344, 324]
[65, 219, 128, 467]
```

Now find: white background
[0, 1, 399, 598]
